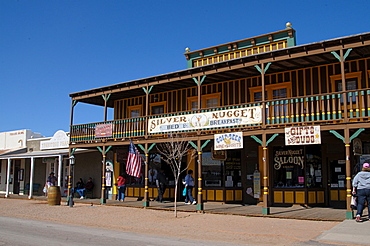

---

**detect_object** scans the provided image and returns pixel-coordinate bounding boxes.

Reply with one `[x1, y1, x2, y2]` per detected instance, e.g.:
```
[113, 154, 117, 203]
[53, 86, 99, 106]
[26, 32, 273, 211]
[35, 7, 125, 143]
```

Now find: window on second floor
[150, 102, 166, 115]
[187, 93, 220, 110]
[330, 71, 361, 103]
[249, 82, 291, 102]
[127, 105, 142, 118]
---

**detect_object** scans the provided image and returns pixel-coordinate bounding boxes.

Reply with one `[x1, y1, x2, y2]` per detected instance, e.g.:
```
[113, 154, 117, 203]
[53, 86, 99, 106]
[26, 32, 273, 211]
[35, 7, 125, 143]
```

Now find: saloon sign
[285, 126, 321, 145]
[274, 147, 304, 170]
[148, 106, 262, 134]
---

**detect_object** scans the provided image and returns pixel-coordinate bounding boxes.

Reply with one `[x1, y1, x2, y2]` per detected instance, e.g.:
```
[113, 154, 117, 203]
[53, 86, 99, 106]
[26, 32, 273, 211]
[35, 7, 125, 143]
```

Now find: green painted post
[285, 100, 289, 123]
[266, 102, 270, 125]
[305, 97, 309, 122]
[295, 98, 299, 122]
[326, 95, 331, 120]
[321, 96, 325, 120]
[349, 92, 353, 118]
[310, 97, 314, 121]
[290, 99, 294, 123]
[355, 91, 359, 118]
[337, 94, 342, 119]
[368, 90, 370, 117]
[331, 94, 337, 120]
[300, 98, 304, 122]
[271, 101, 275, 124]
[361, 91, 365, 117]
[315, 96, 320, 121]
[346, 211, 354, 220]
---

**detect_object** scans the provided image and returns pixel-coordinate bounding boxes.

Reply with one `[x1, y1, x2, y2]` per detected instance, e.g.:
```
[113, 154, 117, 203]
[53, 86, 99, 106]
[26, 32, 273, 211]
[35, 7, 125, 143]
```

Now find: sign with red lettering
[95, 123, 113, 138]
[285, 126, 321, 145]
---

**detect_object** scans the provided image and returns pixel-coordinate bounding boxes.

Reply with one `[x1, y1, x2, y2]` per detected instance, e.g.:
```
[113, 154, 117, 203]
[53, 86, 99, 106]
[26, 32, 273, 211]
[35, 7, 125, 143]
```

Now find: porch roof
[0, 148, 27, 156]
[69, 31, 370, 108]
[0, 148, 92, 159]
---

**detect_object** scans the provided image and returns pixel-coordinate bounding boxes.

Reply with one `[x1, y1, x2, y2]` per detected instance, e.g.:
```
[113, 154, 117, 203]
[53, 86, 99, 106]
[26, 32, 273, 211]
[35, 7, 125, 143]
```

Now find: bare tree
[156, 134, 196, 217]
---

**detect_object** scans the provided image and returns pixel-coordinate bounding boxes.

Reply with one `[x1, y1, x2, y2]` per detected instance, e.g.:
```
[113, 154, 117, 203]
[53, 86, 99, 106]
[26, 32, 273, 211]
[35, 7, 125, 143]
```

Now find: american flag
[126, 141, 142, 178]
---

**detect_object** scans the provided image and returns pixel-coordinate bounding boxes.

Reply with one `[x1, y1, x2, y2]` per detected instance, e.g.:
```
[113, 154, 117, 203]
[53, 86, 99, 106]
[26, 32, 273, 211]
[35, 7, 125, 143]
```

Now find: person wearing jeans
[117, 174, 127, 202]
[184, 169, 196, 205]
[352, 163, 370, 222]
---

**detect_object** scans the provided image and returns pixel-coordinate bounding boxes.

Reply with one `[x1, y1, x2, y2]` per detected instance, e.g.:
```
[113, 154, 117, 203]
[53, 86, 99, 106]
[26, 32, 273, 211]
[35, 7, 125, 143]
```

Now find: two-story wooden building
[69, 23, 370, 218]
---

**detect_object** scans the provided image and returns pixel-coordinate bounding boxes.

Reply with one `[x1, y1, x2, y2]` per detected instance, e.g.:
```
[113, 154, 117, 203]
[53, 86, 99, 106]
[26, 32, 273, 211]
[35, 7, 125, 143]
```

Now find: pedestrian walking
[184, 169, 196, 205]
[352, 162, 370, 222]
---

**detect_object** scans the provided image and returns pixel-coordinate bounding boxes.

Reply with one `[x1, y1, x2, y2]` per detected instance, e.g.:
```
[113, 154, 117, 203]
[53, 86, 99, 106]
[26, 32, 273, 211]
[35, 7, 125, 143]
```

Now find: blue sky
[1, 0, 369, 137]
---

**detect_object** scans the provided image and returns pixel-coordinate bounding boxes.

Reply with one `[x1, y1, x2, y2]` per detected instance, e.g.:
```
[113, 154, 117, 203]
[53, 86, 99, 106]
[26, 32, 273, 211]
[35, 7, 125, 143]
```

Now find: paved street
[1, 197, 370, 245]
[0, 216, 236, 246]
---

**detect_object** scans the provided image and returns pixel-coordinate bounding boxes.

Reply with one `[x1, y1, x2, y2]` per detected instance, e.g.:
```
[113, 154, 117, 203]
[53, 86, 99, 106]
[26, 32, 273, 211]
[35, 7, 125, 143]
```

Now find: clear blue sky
[1, 0, 369, 137]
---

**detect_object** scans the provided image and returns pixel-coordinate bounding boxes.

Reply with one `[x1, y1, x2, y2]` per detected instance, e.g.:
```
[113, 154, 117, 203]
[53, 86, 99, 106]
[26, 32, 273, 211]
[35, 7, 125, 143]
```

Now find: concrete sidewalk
[317, 219, 370, 245]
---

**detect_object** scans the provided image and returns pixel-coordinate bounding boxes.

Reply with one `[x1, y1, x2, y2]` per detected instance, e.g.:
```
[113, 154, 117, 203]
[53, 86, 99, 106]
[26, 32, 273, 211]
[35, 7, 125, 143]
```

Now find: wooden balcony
[70, 89, 370, 144]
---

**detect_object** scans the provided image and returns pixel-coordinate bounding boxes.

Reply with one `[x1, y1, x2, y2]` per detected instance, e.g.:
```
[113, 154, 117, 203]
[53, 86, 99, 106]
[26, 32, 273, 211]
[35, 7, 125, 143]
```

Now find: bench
[74, 189, 93, 199]
[20, 183, 41, 194]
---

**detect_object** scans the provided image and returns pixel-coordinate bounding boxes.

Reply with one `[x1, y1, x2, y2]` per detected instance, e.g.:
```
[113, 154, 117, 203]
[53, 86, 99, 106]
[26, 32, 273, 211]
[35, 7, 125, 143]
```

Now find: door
[13, 160, 21, 194]
[328, 160, 346, 208]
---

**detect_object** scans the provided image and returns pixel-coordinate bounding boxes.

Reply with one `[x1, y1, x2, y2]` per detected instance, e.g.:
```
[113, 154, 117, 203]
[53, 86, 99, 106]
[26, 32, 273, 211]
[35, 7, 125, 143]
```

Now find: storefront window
[273, 146, 305, 188]
[305, 146, 322, 188]
[273, 145, 322, 188]
[202, 152, 222, 187]
[224, 150, 241, 187]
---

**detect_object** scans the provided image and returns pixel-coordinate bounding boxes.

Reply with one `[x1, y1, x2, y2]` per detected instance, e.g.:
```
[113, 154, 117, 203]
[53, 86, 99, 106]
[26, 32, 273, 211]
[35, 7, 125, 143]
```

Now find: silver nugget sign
[148, 106, 262, 133]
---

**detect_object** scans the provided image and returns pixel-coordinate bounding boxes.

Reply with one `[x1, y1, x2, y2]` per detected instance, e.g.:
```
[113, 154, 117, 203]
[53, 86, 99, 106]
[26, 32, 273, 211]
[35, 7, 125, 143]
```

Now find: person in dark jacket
[155, 169, 167, 203]
[352, 163, 370, 222]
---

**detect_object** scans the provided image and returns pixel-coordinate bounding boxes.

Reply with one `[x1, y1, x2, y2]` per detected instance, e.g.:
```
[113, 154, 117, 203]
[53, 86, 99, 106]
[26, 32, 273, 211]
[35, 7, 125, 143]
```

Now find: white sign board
[214, 132, 243, 150]
[148, 106, 262, 134]
[40, 130, 69, 150]
[285, 126, 321, 145]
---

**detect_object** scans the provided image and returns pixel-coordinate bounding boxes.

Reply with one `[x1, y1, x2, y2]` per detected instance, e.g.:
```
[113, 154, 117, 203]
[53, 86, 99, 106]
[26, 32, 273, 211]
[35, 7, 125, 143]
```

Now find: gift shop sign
[148, 106, 262, 133]
[95, 123, 113, 138]
[285, 126, 321, 145]
[214, 132, 243, 150]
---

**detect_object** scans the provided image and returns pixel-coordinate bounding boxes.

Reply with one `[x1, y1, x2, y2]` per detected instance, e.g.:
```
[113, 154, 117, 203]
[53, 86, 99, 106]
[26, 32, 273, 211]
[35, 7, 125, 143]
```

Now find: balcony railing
[70, 89, 370, 143]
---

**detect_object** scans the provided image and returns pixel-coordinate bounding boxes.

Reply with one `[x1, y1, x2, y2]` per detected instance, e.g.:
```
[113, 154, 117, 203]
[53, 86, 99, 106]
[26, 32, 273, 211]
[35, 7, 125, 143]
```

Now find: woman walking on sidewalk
[184, 169, 196, 205]
[352, 163, 370, 222]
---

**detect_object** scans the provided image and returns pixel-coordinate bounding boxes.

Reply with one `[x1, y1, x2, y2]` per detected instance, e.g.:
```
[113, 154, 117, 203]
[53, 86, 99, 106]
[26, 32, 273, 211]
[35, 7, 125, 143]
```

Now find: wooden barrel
[47, 186, 61, 205]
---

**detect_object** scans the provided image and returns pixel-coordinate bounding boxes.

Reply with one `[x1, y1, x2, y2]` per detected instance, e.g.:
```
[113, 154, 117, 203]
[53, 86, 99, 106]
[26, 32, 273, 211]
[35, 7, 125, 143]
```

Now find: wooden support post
[345, 128, 353, 219]
[262, 133, 270, 215]
[340, 49, 348, 122]
[143, 143, 150, 207]
[197, 139, 203, 211]
[101, 146, 106, 204]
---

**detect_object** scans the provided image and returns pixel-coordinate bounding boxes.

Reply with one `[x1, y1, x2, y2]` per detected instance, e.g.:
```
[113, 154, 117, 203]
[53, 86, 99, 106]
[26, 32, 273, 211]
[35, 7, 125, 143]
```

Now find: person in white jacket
[352, 163, 370, 222]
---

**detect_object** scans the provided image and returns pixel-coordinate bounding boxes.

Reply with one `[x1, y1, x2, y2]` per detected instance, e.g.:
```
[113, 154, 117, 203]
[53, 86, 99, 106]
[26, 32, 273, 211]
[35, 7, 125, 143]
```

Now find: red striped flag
[126, 141, 142, 178]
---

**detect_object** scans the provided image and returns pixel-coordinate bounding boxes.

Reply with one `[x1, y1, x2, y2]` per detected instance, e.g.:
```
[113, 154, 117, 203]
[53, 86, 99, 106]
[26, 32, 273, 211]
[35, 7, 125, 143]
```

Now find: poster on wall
[285, 126, 321, 145]
[214, 132, 243, 150]
[253, 169, 261, 198]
